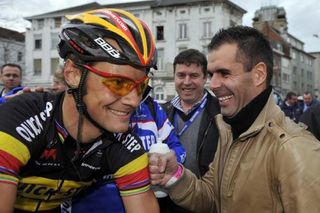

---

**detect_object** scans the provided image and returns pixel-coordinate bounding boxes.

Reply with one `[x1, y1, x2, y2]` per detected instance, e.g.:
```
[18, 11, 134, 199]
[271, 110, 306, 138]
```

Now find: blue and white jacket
[130, 97, 186, 163]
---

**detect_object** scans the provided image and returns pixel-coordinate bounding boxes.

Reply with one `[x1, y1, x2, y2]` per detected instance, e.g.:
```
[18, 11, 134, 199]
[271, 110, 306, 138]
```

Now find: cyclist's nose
[122, 87, 141, 108]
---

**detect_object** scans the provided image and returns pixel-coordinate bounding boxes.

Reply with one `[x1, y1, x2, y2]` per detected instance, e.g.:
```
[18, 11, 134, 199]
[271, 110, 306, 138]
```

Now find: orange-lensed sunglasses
[79, 64, 149, 96]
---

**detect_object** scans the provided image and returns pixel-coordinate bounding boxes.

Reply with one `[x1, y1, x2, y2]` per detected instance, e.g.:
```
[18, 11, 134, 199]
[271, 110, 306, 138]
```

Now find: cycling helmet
[58, 8, 157, 70]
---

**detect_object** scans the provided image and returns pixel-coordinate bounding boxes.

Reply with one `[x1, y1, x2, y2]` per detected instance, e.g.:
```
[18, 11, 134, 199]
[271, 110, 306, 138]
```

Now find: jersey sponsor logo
[80, 162, 101, 171]
[18, 182, 82, 198]
[115, 133, 142, 152]
[40, 148, 57, 160]
[16, 102, 53, 142]
[94, 37, 121, 58]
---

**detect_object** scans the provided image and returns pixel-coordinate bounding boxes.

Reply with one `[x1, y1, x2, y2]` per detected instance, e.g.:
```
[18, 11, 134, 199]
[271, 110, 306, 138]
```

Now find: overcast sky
[1, 0, 319, 52]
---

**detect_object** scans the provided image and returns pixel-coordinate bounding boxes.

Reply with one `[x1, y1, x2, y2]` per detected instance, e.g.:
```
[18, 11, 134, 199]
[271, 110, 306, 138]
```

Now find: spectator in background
[300, 103, 320, 140]
[302, 91, 319, 112]
[51, 64, 67, 93]
[280, 91, 303, 123]
[161, 48, 220, 212]
[0, 63, 24, 104]
[272, 91, 282, 106]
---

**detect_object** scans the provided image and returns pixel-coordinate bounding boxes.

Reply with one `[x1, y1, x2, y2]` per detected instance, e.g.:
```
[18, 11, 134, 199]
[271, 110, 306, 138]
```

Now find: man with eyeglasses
[0, 8, 160, 212]
[149, 26, 320, 212]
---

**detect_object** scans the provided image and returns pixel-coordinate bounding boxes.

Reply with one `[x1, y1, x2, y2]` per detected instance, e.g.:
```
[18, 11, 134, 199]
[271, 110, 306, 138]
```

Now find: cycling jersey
[0, 92, 150, 212]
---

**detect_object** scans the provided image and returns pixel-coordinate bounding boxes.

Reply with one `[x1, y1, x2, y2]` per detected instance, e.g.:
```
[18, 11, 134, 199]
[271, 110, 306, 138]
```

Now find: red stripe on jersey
[115, 166, 150, 191]
[0, 150, 22, 175]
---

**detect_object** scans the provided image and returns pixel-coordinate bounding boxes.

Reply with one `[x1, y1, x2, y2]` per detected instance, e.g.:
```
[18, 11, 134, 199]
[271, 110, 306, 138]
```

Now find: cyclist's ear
[64, 59, 81, 88]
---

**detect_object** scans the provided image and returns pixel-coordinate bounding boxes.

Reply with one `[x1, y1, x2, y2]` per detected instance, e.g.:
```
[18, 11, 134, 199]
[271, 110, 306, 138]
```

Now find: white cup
[149, 142, 170, 198]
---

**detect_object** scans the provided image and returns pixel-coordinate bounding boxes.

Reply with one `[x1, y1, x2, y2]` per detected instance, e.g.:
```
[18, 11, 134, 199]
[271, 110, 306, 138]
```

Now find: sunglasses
[79, 64, 149, 96]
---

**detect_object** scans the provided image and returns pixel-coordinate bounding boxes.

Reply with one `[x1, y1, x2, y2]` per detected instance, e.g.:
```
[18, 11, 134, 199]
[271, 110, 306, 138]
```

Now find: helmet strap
[67, 66, 105, 162]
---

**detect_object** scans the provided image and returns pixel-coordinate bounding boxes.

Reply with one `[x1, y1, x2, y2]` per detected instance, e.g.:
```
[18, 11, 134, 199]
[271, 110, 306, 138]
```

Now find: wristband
[165, 163, 183, 188]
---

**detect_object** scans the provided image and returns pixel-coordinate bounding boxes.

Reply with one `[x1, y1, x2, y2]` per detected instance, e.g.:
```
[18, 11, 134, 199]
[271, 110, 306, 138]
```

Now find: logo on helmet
[94, 37, 121, 59]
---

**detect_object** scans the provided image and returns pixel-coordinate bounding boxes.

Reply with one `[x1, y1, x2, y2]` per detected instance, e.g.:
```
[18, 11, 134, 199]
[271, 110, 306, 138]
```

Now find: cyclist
[0, 8, 159, 212]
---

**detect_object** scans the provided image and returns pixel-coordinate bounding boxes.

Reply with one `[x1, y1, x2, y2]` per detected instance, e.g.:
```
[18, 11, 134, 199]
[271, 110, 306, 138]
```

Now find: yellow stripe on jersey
[114, 153, 148, 178]
[0, 132, 30, 165]
[0, 173, 19, 185]
[16, 176, 93, 211]
[120, 185, 150, 196]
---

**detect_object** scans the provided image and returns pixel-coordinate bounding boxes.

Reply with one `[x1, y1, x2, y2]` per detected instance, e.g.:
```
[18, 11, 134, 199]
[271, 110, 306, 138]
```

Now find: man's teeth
[219, 95, 233, 101]
[110, 109, 129, 115]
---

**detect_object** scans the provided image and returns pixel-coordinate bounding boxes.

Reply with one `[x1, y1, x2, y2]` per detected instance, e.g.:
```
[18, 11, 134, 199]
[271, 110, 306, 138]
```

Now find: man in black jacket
[161, 49, 220, 212]
[300, 103, 320, 140]
[280, 91, 303, 123]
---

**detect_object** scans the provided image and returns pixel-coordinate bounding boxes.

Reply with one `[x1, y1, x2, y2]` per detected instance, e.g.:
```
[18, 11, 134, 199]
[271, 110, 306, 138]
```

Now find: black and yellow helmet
[58, 8, 157, 70]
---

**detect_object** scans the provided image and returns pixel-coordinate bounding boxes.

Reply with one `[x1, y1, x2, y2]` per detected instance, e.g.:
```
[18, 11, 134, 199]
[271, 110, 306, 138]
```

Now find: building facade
[310, 52, 320, 98]
[23, 0, 245, 101]
[253, 6, 316, 97]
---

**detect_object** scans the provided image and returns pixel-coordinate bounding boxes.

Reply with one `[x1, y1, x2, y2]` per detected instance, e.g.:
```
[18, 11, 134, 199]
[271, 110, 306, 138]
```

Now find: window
[51, 58, 60, 74]
[307, 85, 312, 92]
[178, 47, 187, 53]
[157, 48, 164, 70]
[54, 17, 62, 28]
[34, 59, 42, 75]
[282, 73, 289, 83]
[17, 52, 23, 62]
[156, 26, 164, 41]
[301, 69, 304, 77]
[34, 34, 42, 50]
[300, 54, 304, 63]
[203, 21, 212, 38]
[230, 20, 237, 27]
[293, 66, 297, 75]
[51, 33, 59, 49]
[291, 50, 296, 59]
[307, 71, 312, 80]
[35, 39, 42, 50]
[293, 81, 297, 90]
[178, 23, 187, 40]
[38, 19, 44, 29]
[276, 43, 283, 52]
[155, 87, 164, 101]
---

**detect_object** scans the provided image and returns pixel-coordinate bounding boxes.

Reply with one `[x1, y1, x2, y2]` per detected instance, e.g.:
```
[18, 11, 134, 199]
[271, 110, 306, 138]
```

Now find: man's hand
[4, 87, 45, 101]
[148, 150, 179, 186]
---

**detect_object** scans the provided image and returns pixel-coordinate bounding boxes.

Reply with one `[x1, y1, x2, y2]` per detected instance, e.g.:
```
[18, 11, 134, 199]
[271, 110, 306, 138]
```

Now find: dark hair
[208, 26, 273, 86]
[303, 91, 312, 96]
[286, 91, 297, 100]
[1, 63, 22, 74]
[173, 48, 207, 76]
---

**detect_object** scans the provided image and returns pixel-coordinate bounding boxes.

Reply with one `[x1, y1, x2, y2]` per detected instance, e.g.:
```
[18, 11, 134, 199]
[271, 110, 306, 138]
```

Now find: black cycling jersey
[0, 92, 149, 211]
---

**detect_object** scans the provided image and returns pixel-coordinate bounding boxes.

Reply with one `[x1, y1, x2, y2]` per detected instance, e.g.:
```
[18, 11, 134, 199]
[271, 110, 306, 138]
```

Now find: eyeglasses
[79, 64, 149, 96]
